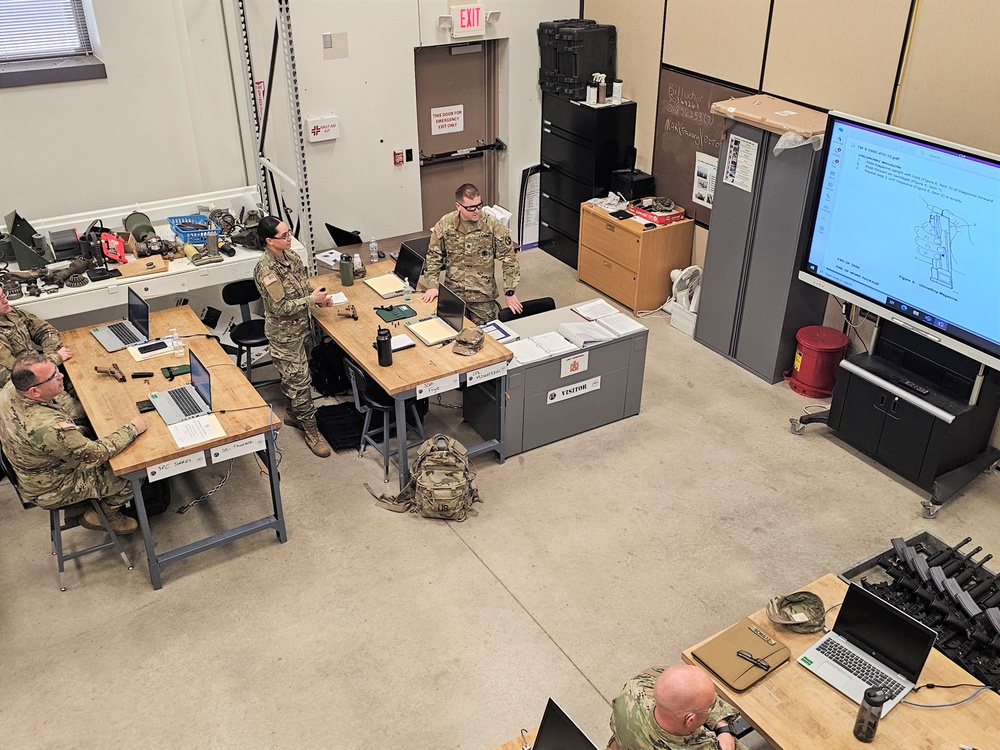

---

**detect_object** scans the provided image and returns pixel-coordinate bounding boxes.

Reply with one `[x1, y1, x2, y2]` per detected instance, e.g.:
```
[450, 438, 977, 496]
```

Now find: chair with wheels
[498, 296, 556, 323]
[0, 443, 132, 591]
[221, 279, 278, 385]
[343, 358, 426, 482]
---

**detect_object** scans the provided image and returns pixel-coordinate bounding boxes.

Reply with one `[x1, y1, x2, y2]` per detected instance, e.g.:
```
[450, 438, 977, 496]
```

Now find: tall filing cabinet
[694, 120, 828, 383]
[539, 93, 636, 268]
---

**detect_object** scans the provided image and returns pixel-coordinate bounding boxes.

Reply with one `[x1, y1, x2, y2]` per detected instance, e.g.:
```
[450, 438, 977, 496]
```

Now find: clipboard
[375, 304, 417, 323]
[691, 618, 790, 692]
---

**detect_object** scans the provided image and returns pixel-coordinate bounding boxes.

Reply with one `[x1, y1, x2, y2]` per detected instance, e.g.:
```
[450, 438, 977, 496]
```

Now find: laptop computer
[364, 243, 425, 299]
[532, 699, 599, 750]
[90, 287, 151, 352]
[798, 583, 936, 715]
[149, 349, 213, 425]
[404, 283, 466, 346]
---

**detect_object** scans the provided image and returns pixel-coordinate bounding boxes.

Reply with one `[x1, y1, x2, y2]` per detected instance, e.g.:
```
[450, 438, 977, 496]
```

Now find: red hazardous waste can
[785, 325, 849, 397]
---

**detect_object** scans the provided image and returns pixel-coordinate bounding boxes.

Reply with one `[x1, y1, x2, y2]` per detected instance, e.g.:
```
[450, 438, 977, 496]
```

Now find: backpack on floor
[366, 434, 481, 521]
[309, 338, 350, 397]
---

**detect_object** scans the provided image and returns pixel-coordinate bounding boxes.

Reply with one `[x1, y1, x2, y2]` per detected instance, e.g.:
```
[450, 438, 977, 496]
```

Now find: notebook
[532, 699, 599, 750]
[798, 583, 936, 715]
[149, 349, 213, 425]
[90, 287, 151, 352]
[364, 244, 425, 298]
[405, 283, 466, 346]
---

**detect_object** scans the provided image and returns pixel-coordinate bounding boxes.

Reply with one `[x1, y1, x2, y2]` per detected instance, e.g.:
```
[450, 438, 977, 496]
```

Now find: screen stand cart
[789, 319, 1000, 518]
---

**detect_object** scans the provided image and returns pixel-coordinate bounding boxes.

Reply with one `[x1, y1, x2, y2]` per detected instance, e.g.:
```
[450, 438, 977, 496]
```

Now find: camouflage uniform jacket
[253, 248, 313, 343]
[424, 210, 519, 303]
[0, 382, 138, 506]
[610, 667, 747, 750]
[0, 308, 65, 388]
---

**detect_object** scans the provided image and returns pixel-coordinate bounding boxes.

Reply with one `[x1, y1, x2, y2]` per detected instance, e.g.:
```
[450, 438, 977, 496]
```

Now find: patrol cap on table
[452, 327, 484, 355]
[765, 590, 826, 633]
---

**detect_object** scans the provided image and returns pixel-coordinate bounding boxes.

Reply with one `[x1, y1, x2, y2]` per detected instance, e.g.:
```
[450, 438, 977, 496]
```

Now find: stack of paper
[506, 338, 549, 364]
[558, 321, 615, 347]
[596, 313, 645, 336]
[571, 298, 619, 320]
[532, 331, 578, 355]
[315, 248, 344, 268]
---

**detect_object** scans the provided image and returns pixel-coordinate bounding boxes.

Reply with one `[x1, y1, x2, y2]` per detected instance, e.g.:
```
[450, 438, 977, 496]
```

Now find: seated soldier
[608, 664, 747, 750]
[0, 353, 147, 534]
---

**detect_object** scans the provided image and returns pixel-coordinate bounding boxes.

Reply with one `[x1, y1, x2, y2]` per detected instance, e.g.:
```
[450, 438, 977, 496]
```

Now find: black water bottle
[853, 687, 886, 742]
[376, 326, 393, 367]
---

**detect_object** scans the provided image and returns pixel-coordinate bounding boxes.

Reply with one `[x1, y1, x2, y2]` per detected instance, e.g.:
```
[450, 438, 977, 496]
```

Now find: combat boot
[81, 503, 139, 535]
[283, 400, 302, 430]
[301, 416, 331, 457]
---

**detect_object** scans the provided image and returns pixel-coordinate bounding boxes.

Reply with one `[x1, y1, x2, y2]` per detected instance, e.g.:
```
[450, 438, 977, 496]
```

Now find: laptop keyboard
[817, 639, 905, 699]
[168, 387, 203, 417]
[109, 321, 140, 345]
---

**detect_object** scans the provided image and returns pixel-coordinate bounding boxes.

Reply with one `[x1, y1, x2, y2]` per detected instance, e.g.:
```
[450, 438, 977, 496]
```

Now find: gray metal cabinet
[694, 121, 828, 383]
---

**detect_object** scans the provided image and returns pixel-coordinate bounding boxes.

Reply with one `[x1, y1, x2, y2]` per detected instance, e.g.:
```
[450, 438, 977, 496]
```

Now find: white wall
[244, 0, 577, 245]
[0, 0, 246, 220]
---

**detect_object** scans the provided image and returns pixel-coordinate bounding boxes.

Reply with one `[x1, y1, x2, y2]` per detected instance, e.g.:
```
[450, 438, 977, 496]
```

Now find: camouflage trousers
[270, 329, 316, 422]
[465, 300, 500, 327]
[33, 464, 133, 511]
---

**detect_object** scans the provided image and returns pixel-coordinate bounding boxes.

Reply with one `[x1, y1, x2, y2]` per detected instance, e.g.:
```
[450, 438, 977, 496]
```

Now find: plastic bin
[168, 215, 217, 244]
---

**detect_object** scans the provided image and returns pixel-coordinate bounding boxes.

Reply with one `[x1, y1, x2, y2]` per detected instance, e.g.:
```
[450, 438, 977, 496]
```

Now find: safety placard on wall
[547, 376, 601, 404]
[431, 105, 464, 135]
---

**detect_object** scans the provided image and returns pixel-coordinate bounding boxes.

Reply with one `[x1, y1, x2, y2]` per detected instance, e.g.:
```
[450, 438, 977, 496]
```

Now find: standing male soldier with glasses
[421, 183, 522, 326]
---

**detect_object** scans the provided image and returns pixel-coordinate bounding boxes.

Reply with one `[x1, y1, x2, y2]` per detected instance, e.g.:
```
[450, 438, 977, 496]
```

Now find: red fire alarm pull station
[393, 150, 404, 165]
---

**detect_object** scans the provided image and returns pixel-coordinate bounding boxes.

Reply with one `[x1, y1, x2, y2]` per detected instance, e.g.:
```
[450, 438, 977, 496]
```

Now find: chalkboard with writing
[653, 69, 752, 225]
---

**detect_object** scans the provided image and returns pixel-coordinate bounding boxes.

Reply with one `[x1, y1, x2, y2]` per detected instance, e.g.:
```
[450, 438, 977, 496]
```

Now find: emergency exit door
[414, 42, 499, 232]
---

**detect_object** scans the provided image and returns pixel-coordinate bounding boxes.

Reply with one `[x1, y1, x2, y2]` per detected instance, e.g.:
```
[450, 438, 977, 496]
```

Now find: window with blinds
[0, 0, 105, 87]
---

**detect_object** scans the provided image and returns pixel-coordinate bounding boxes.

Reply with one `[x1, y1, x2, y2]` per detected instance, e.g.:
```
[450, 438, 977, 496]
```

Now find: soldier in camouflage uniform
[253, 217, 333, 457]
[0, 353, 146, 534]
[0, 286, 78, 407]
[608, 665, 747, 750]
[421, 183, 521, 326]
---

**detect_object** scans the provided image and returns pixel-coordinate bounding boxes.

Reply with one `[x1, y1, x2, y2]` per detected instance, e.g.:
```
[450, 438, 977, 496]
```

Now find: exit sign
[450, 4, 485, 37]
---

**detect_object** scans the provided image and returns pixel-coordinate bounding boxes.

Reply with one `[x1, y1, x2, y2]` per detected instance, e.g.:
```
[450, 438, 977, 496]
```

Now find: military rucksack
[366, 434, 480, 521]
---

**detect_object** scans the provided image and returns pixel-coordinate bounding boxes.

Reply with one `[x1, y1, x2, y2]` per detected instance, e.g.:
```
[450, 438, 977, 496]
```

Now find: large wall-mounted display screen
[800, 112, 1000, 370]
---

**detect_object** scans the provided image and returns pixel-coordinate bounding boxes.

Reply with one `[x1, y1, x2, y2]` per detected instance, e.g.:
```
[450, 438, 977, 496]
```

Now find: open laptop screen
[189, 349, 212, 410]
[533, 699, 598, 750]
[127, 287, 150, 339]
[835, 584, 936, 683]
[436, 283, 466, 334]
[394, 244, 425, 287]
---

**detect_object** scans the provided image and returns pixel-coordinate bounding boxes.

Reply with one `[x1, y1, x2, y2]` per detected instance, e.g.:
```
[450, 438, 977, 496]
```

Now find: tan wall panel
[892, 0, 1000, 154]
[763, 0, 910, 120]
[662, 0, 769, 89]
[585, 0, 665, 172]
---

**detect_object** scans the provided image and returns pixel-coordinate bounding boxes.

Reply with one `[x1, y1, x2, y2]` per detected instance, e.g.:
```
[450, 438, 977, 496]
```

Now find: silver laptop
[149, 349, 212, 425]
[798, 583, 936, 715]
[363, 243, 425, 298]
[532, 699, 598, 750]
[90, 287, 151, 352]
[404, 283, 466, 346]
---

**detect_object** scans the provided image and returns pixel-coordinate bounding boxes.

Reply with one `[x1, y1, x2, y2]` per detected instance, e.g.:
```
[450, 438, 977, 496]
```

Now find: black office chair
[222, 279, 278, 386]
[0, 442, 132, 591]
[498, 296, 556, 323]
[343, 358, 426, 482]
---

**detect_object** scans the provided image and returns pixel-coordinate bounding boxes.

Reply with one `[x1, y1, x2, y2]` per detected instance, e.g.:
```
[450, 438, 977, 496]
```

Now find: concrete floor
[2, 248, 998, 749]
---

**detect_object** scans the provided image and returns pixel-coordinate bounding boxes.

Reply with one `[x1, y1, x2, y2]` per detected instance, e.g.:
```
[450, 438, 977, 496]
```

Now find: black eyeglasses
[459, 202, 483, 212]
[30, 369, 60, 388]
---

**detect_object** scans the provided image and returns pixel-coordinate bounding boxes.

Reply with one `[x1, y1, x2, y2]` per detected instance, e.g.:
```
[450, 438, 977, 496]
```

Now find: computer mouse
[377, 251, 386, 259]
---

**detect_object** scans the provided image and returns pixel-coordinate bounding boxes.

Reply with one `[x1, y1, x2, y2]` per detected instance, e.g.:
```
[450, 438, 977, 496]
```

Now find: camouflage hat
[766, 590, 826, 633]
[452, 327, 484, 356]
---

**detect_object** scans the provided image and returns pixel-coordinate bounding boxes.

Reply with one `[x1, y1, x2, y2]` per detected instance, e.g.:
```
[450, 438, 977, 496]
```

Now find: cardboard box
[627, 199, 687, 225]
[710, 94, 827, 138]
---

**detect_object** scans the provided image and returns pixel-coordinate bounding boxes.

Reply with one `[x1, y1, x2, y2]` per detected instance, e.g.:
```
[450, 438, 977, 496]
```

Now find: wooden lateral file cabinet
[577, 203, 694, 311]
